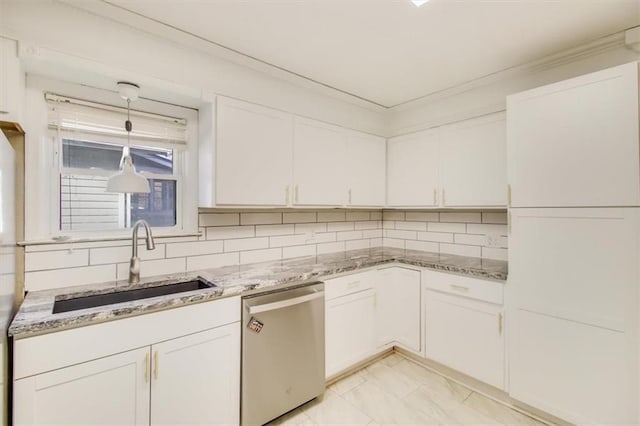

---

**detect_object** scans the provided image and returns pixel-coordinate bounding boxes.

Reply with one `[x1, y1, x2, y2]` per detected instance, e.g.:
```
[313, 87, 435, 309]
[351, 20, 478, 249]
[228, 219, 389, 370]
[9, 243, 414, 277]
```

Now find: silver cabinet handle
[285, 185, 290, 204]
[153, 351, 159, 380]
[433, 188, 437, 205]
[248, 291, 323, 314]
[442, 188, 446, 206]
[450, 284, 469, 293]
[348, 188, 352, 204]
[144, 353, 150, 383]
[498, 312, 503, 335]
[295, 185, 299, 203]
[507, 184, 512, 207]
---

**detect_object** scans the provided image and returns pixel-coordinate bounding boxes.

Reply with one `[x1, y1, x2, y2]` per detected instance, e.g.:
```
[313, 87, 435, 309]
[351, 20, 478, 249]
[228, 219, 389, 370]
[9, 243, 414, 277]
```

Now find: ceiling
[102, 0, 639, 108]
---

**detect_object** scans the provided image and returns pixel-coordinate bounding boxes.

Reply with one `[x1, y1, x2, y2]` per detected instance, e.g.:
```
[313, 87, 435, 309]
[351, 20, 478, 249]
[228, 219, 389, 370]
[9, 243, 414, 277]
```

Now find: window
[48, 93, 189, 234]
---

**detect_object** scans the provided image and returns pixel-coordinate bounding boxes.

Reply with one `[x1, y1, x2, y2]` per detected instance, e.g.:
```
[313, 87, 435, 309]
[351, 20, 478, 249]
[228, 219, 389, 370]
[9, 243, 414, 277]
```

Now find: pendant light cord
[125, 98, 132, 151]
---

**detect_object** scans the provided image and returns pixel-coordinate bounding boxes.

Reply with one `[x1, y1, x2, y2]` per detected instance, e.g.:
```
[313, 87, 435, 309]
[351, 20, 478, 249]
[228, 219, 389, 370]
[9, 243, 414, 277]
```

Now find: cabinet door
[439, 113, 506, 207]
[293, 117, 346, 206]
[325, 290, 375, 378]
[508, 207, 638, 423]
[345, 131, 386, 207]
[0, 37, 24, 124]
[216, 96, 293, 206]
[425, 290, 504, 389]
[14, 347, 150, 425]
[387, 130, 439, 207]
[150, 323, 240, 426]
[507, 62, 640, 207]
[375, 268, 421, 353]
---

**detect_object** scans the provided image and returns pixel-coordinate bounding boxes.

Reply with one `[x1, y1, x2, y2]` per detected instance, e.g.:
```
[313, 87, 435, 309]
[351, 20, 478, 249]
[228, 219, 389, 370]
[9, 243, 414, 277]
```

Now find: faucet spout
[130, 220, 156, 284]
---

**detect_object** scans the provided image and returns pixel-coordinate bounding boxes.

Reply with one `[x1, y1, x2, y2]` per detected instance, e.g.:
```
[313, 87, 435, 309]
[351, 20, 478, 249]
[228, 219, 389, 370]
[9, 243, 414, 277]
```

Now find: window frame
[24, 75, 200, 242]
[52, 135, 185, 236]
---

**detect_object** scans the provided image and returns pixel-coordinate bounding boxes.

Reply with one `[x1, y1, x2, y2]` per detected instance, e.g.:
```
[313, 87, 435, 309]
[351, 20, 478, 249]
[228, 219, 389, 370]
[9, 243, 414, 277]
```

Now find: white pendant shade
[106, 155, 150, 193]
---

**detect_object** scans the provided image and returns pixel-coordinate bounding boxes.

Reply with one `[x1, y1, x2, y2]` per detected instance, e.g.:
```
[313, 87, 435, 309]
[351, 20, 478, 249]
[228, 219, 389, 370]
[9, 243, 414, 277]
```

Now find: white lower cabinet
[13, 297, 241, 426]
[423, 271, 505, 390]
[14, 347, 151, 425]
[324, 271, 376, 378]
[425, 290, 505, 389]
[150, 324, 240, 425]
[375, 267, 421, 353]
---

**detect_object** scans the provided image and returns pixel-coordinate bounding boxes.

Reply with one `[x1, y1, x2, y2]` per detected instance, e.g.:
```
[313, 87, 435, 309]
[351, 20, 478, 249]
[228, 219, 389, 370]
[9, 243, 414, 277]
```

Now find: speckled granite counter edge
[9, 248, 507, 338]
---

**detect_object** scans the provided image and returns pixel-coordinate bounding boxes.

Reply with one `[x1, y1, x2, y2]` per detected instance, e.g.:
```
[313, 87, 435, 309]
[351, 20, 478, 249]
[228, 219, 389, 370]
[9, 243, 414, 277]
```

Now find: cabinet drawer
[423, 270, 503, 304]
[324, 270, 375, 300]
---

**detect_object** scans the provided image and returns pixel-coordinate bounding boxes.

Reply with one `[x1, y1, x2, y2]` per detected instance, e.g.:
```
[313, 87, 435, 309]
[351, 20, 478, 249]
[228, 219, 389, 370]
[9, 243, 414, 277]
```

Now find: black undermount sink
[52, 278, 215, 314]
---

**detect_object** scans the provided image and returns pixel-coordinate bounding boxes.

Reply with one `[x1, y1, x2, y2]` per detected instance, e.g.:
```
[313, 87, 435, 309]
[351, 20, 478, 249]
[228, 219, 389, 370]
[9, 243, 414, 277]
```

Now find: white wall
[0, 0, 386, 135]
[387, 33, 639, 136]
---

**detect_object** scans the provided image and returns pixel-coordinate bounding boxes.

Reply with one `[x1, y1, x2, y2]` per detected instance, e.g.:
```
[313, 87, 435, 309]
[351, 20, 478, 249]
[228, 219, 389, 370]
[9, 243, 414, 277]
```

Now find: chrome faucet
[129, 220, 156, 284]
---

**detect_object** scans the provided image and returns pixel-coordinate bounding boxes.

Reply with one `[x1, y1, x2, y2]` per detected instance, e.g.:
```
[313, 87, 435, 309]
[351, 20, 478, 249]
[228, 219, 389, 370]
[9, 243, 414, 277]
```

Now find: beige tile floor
[268, 353, 548, 426]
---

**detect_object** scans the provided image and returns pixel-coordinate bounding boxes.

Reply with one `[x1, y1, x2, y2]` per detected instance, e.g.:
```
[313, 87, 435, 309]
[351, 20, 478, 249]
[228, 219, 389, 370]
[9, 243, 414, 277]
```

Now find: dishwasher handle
[248, 291, 324, 315]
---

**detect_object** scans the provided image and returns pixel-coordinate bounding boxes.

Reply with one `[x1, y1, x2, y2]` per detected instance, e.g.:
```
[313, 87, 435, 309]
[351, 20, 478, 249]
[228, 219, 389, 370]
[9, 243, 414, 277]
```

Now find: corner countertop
[9, 247, 507, 339]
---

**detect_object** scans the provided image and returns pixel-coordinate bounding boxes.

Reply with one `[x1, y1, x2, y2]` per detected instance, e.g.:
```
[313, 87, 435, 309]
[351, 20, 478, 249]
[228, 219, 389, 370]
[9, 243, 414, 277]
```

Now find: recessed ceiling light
[411, 0, 430, 7]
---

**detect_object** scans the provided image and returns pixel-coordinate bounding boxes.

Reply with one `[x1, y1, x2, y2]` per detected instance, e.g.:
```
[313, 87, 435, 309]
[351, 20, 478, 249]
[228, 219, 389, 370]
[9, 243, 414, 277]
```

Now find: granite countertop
[9, 247, 507, 338]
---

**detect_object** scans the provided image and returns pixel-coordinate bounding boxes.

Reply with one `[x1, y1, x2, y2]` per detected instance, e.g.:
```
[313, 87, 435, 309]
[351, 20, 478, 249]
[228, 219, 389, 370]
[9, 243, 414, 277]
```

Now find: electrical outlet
[485, 233, 502, 248]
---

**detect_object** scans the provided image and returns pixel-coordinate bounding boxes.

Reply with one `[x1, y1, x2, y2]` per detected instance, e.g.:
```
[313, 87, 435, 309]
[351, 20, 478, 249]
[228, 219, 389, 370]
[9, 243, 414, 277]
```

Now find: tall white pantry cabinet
[507, 61, 640, 424]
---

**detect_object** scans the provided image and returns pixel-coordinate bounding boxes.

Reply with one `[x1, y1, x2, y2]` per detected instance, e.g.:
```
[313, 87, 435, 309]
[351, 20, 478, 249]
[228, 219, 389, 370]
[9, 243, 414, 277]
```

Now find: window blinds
[46, 93, 188, 146]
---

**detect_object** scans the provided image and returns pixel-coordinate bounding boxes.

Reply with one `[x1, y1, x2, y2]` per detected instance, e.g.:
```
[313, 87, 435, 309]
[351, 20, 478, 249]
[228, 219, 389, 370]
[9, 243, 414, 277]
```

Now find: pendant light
[106, 82, 150, 193]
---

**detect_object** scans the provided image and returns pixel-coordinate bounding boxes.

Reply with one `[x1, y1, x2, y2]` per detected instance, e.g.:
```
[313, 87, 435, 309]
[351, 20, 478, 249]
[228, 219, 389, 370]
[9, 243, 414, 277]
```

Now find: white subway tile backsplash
[427, 222, 466, 233]
[25, 265, 117, 291]
[317, 211, 346, 222]
[25, 249, 89, 272]
[346, 211, 370, 221]
[165, 240, 223, 258]
[337, 230, 363, 241]
[327, 222, 355, 232]
[186, 252, 239, 271]
[313, 232, 337, 243]
[482, 247, 508, 261]
[346, 239, 370, 250]
[283, 212, 316, 224]
[383, 211, 405, 221]
[295, 223, 328, 234]
[255, 224, 295, 237]
[354, 221, 379, 230]
[406, 240, 439, 252]
[240, 212, 282, 225]
[383, 238, 405, 249]
[283, 244, 316, 259]
[90, 244, 166, 265]
[25, 208, 507, 293]
[454, 234, 486, 246]
[269, 234, 309, 248]
[466, 223, 508, 236]
[224, 237, 269, 252]
[207, 226, 255, 240]
[405, 212, 438, 222]
[317, 241, 346, 255]
[395, 221, 428, 232]
[199, 213, 239, 227]
[240, 248, 282, 264]
[362, 229, 383, 239]
[440, 243, 481, 258]
[118, 257, 186, 279]
[384, 229, 417, 240]
[417, 231, 454, 243]
[440, 212, 482, 223]
[482, 212, 508, 224]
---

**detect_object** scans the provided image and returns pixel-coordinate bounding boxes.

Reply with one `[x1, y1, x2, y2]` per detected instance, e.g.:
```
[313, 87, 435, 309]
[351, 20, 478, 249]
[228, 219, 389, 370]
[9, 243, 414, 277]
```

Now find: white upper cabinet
[439, 112, 506, 207]
[387, 130, 439, 207]
[0, 37, 24, 125]
[345, 131, 386, 207]
[507, 62, 640, 208]
[293, 117, 346, 206]
[215, 96, 293, 206]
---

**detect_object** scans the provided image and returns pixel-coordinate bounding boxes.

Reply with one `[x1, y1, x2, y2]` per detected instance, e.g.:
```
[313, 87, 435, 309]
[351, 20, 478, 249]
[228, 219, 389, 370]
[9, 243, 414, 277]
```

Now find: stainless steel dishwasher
[241, 282, 325, 426]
